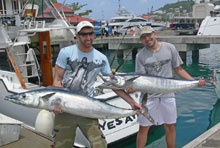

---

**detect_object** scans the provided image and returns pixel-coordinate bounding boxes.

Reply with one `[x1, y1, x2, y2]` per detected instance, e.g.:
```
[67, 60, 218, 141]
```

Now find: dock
[93, 35, 220, 51]
[93, 35, 220, 60]
[183, 122, 220, 148]
[1, 125, 52, 148]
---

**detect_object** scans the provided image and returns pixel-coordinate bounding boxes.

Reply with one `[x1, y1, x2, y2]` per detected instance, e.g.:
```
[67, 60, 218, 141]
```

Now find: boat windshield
[111, 18, 128, 23]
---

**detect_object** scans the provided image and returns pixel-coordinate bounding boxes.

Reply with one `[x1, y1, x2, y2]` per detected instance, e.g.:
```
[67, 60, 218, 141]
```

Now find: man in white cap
[52, 21, 142, 148]
[134, 26, 206, 148]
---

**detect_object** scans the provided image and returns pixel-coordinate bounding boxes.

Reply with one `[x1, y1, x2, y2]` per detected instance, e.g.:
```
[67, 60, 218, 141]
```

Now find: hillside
[159, 0, 194, 13]
[148, 0, 195, 21]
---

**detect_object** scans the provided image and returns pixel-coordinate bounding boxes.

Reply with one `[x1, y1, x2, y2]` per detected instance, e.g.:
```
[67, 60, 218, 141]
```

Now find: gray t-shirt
[136, 42, 183, 99]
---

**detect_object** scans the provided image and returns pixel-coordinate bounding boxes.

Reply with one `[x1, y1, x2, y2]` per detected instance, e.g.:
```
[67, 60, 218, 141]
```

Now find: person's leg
[54, 113, 77, 148]
[79, 117, 107, 148]
[164, 124, 176, 148]
[136, 125, 150, 148]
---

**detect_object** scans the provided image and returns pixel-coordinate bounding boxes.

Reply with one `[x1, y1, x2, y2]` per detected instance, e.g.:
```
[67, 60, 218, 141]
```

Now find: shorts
[54, 113, 107, 148]
[138, 97, 177, 126]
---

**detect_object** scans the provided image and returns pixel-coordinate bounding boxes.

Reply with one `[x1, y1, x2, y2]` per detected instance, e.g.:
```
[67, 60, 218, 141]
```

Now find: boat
[197, 3, 220, 35]
[0, 0, 141, 147]
[109, 1, 166, 36]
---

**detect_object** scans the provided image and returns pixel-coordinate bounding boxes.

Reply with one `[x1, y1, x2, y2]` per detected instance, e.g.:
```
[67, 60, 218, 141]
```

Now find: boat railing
[0, 10, 20, 17]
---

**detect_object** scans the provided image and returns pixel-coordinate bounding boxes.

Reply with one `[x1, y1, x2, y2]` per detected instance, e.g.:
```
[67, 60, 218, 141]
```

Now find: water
[105, 44, 220, 148]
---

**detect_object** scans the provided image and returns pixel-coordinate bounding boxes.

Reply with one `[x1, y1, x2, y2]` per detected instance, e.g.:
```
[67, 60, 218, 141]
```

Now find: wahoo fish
[99, 70, 217, 93]
[5, 87, 139, 119]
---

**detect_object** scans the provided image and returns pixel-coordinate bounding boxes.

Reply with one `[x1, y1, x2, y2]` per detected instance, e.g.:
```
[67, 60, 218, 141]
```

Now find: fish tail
[208, 70, 217, 88]
[141, 107, 155, 125]
[140, 93, 155, 125]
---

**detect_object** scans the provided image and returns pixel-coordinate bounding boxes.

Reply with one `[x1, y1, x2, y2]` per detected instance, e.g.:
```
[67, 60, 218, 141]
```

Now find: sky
[57, 0, 180, 21]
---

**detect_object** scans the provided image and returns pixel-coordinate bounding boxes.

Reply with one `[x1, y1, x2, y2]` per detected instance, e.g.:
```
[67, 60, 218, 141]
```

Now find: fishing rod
[110, 22, 140, 72]
[111, 25, 142, 73]
[115, 46, 137, 72]
[109, 30, 128, 67]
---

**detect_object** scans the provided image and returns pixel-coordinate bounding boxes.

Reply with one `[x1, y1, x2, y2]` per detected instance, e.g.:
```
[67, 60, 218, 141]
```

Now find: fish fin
[141, 93, 156, 125]
[46, 86, 69, 91]
[141, 109, 155, 125]
[125, 75, 139, 81]
[41, 92, 56, 100]
[208, 70, 217, 88]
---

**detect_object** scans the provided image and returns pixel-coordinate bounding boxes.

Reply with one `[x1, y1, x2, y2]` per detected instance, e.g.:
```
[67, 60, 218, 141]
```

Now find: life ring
[130, 28, 135, 35]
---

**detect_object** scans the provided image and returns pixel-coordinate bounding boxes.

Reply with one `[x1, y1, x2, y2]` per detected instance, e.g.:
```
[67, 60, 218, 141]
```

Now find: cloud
[140, 0, 148, 3]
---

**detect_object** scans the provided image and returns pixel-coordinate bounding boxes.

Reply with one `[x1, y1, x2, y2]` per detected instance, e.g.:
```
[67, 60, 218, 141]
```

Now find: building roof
[39, 3, 95, 24]
[65, 15, 95, 24]
[42, 3, 74, 14]
[53, 3, 74, 13]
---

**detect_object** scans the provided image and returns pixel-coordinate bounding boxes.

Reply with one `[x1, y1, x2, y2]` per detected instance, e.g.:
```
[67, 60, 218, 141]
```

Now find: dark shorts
[54, 113, 107, 148]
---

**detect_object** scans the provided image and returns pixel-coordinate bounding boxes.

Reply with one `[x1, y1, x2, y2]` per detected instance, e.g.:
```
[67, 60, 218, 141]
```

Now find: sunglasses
[78, 32, 94, 36]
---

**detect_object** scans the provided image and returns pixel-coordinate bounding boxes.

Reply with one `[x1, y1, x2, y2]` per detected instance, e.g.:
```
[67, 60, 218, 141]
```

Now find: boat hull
[197, 16, 220, 36]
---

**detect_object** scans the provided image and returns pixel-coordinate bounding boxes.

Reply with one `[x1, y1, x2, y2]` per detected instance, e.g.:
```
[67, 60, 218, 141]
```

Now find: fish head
[98, 76, 126, 89]
[5, 91, 40, 107]
[111, 76, 126, 87]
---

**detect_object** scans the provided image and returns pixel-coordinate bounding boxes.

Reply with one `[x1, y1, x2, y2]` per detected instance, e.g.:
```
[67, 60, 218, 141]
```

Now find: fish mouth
[4, 94, 19, 102]
[98, 82, 117, 89]
[5, 95, 13, 100]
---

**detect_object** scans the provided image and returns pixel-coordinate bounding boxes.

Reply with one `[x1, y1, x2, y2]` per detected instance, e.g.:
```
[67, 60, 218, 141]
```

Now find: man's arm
[53, 65, 65, 87]
[53, 65, 65, 114]
[107, 73, 142, 111]
[113, 89, 142, 111]
[174, 66, 206, 87]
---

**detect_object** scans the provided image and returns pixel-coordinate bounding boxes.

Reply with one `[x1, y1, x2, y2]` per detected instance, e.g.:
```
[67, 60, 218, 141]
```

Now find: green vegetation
[53, 2, 92, 17]
[50, 1, 92, 17]
[50, 0, 57, 3]
[159, 0, 194, 13]
[147, 0, 195, 21]
[69, 2, 92, 16]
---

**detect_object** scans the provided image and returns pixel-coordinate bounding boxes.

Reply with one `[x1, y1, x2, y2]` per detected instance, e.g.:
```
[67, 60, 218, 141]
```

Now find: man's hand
[198, 77, 206, 87]
[126, 87, 135, 94]
[131, 101, 142, 113]
[53, 105, 63, 114]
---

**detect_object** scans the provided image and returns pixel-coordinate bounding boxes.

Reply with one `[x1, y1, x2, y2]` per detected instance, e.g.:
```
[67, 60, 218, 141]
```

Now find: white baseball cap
[76, 21, 94, 33]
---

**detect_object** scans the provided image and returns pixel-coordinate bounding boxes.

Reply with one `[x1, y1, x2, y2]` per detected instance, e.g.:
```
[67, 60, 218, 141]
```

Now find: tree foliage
[51, 0, 57, 3]
[67, 2, 92, 16]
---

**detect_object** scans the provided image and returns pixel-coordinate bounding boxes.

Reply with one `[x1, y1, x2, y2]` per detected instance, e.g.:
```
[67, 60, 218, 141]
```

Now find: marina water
[107, 44, 220, 148]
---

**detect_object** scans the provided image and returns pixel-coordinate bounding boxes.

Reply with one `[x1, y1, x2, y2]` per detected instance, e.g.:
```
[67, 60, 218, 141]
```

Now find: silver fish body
[99, 73, 207, 93]
[5, 87, 138, 119]
[129, 75, 199, 93]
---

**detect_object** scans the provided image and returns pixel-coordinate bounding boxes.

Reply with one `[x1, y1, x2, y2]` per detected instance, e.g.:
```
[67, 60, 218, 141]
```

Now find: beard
[146, 39, 156, 49]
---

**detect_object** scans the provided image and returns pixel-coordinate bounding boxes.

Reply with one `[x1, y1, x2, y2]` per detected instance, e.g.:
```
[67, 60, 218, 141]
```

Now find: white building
[193, 0, 215, 18]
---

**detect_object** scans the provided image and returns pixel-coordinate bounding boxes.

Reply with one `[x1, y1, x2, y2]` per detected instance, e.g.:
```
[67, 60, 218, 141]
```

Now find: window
[0, 0, 6, 15]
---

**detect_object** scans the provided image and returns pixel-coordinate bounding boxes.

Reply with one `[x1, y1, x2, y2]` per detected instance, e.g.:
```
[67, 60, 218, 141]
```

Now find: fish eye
[21, 94, 26, 98]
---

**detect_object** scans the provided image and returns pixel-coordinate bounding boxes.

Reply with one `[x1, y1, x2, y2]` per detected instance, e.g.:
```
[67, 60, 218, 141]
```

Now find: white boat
[197, 4, 220, 35]
[110, 16, 166, 35]
[0, 0, 141, 147]
[109, 1, 166, 35]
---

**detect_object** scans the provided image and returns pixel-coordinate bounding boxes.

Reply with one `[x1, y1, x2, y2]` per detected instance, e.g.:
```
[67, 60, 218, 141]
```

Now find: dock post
[179, 51, 187, 63]
[192, 50, 199, 63]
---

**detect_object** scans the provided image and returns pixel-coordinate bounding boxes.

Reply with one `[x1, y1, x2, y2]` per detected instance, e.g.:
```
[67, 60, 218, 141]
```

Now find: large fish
[5, 87, 140, 119]
[98, 70, 217, 93]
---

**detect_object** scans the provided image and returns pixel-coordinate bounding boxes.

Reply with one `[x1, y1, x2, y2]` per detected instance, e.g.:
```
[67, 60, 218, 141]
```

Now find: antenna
[119, 0, 121, 10]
